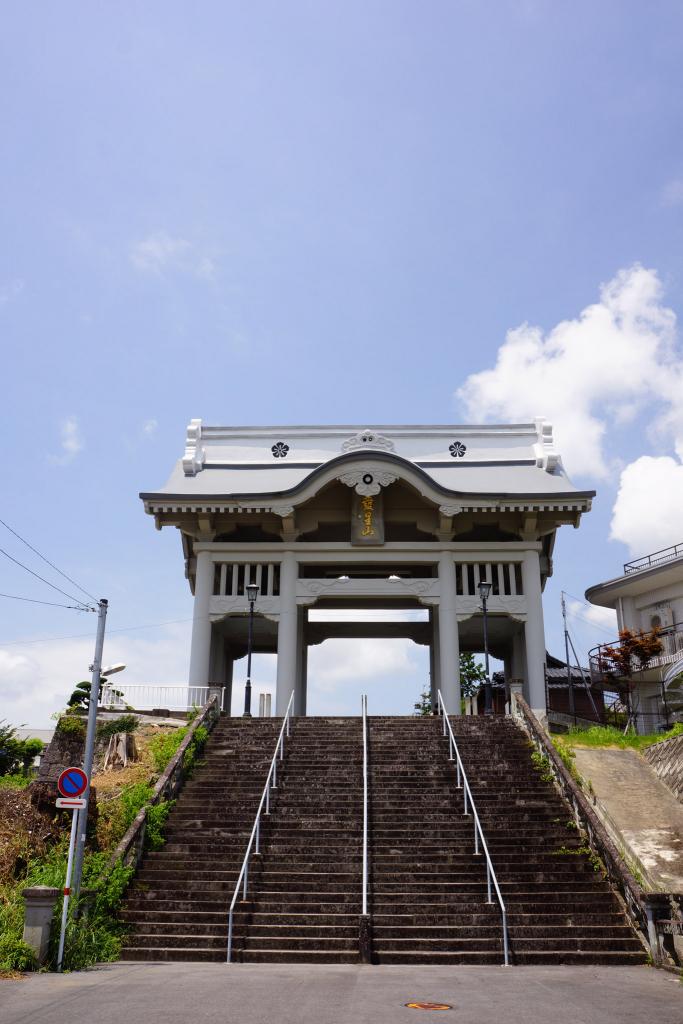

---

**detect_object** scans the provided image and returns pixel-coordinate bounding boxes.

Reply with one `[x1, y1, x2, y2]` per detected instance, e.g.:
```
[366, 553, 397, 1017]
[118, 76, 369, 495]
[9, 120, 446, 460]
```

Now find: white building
[586, 543, 683, 731]
[141, 420, 593, 719]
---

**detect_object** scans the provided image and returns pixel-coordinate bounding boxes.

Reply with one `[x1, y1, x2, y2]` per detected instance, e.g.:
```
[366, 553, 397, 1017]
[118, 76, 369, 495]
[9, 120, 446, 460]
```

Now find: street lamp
[243, 583, 259, 717]
[478, 580, 494, 715]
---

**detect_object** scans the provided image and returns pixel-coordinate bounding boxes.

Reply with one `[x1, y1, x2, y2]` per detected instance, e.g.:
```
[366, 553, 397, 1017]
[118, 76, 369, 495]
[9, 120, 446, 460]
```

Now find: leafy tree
[600, 628, 663, 678]
[414, 654, 489, 714]
[414, 690, 432, 716]
[66, 677, 126, 711]
[0, 720, 44, 776]
[459, 653, 487, 698]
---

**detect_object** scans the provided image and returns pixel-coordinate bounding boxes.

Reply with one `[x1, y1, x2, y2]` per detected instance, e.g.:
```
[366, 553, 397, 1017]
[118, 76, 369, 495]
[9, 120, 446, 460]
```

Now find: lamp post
[478, 580, 493, 715]
[243, 583, 259, 717]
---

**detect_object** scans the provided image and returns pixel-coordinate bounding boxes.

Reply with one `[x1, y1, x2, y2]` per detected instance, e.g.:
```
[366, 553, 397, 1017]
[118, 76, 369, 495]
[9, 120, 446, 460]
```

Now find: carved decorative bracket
[182, 419, 206, 476]
[272, 505, 295, 518]
[339, 469, 398, 496]
[534, 418, 560, 473]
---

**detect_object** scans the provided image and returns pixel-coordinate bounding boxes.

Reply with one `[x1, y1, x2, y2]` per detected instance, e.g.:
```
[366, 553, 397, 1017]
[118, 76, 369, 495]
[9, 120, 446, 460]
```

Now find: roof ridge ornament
[533, 418, 560, 473]
[182, 419, 206, 477]
[341, 429, 395, 454]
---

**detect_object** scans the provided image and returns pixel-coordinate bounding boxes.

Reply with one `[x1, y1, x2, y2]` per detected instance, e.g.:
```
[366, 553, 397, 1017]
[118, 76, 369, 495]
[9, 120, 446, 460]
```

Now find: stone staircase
[369, 715, 647, 965]
[238, 716, 363, 963]
[119, 712, 647, 965]
[119, 717, 282, 961]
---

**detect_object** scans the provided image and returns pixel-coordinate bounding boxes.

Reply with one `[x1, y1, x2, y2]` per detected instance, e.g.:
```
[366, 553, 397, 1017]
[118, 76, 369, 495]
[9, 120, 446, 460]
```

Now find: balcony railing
[589, 623, 683, 683]
[624, 542, 683, 574]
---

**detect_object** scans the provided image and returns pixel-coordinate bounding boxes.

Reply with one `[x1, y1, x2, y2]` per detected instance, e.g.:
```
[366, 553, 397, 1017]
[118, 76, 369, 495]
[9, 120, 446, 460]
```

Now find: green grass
[559, 721, 683, 751]
[0, 774, 31, 789]
[0, 833, 135, 973]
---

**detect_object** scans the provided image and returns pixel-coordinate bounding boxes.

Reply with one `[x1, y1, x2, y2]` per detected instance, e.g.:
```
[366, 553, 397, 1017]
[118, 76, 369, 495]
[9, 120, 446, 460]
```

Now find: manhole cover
[405, 1003, 453, 1011]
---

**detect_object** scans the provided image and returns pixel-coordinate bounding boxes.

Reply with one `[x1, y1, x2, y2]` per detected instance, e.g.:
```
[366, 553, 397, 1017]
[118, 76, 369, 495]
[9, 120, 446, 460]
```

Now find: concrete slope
[572, 746, 683, 892]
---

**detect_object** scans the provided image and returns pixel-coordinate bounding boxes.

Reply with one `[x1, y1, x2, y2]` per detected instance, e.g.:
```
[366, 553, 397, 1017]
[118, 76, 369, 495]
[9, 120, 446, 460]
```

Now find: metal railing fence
[226, 690, 295, 963]
[100, 683, 223, 711]
[624, 541, 683, 574]
[437, 690, 509, 966]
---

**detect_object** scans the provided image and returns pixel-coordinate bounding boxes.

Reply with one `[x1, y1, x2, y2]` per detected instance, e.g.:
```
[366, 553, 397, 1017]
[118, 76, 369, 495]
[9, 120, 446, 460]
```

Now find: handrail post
[360, 693, 372, 964]
[437, 688, 509, 967]
[226, 689, 295, 963]
[362, 693, 368, 917]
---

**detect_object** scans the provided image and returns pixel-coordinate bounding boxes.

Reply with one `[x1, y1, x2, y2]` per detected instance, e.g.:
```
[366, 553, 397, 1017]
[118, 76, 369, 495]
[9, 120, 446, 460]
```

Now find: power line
[0, 591, 88, 610]
[0, 615, 195, 647]
[561, 590, 617, 638]
[0, 544, 93, 609]
[0, 516, 98, 603]
[565, 608, 616, 638]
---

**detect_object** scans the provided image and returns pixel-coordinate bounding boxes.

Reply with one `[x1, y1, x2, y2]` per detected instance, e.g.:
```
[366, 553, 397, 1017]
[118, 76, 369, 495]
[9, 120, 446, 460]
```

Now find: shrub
[96, 715, 139, 741]
[148, 727, 186, 773]
[0, 934, 37, 972]
[55, 716, 86, 739]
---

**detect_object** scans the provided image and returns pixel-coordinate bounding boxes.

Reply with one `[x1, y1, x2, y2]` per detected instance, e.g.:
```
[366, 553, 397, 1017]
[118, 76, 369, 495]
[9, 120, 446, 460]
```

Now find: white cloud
[130, 232, 216, 280]
[309, 637, 416, 688]
[49, 416, 84, 466]
[661, 178, 683, 207]
[309, 608, 427, 622]
[457, 265, 680, 478]
[0, 622, 193, 729]
[0, 278, 24, 306]
[142, 418, 158, 437]
[566, 598, 617, 634]
[610, 455, 683, 557]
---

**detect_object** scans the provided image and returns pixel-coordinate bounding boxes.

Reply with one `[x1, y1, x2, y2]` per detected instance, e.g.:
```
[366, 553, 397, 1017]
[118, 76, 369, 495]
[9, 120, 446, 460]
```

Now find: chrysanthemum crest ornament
[271, 442, 290, 459]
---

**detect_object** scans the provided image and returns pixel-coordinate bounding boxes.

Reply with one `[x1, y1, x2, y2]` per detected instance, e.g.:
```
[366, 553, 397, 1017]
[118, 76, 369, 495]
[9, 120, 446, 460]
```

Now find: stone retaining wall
[644, 734, 683, 804]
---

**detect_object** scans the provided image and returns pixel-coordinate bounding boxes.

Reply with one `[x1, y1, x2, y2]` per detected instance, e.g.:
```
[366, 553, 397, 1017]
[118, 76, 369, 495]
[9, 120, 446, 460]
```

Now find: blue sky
[2, 2, 683, 725]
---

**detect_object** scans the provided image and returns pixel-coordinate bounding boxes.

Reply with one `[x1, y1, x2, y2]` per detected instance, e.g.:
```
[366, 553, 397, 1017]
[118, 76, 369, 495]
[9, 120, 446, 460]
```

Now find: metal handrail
[226, 690, 295, 963]
[437, 690, 509, 966]
[361, 693, 369, 917]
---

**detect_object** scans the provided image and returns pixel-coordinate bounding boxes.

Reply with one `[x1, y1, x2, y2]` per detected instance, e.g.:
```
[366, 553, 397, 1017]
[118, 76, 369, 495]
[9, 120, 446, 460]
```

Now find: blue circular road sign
[57, 767, 88, 798]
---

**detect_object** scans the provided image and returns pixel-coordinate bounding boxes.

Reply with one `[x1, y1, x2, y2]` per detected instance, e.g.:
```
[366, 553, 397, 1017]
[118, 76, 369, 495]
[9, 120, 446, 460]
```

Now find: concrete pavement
[0, 964, 681, 1024]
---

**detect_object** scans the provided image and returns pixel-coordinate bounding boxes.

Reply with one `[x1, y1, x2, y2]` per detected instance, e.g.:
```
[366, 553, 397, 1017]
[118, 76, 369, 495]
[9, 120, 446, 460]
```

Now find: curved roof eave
[140, 450, 595, 509]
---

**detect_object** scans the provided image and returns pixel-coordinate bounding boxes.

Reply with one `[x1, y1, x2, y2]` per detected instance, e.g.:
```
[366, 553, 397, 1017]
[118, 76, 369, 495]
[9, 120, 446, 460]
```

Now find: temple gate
[141, 421, 593, 719]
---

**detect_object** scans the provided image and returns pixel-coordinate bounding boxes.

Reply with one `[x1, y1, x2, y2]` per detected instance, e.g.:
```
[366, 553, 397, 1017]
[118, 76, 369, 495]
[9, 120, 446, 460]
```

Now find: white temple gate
[141, 422, 594, 719]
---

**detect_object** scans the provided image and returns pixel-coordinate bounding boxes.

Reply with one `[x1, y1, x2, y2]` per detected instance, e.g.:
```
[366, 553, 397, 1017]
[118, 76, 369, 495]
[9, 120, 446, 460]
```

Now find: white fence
[100, 684, 221, 712]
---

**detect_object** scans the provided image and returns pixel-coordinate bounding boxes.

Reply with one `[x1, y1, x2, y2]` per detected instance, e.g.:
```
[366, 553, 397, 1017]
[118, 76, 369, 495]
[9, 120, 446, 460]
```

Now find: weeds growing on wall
[551, 740, 584, 787]
[148, 722, 208, 775]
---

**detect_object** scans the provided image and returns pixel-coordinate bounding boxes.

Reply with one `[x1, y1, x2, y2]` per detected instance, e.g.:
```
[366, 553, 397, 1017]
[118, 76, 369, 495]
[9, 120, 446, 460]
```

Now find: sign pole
[71, 597, 108, 899]
[56, 808, 79, 972]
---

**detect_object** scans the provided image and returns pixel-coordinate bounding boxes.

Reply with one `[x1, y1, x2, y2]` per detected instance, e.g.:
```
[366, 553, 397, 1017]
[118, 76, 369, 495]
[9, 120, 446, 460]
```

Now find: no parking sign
[57, 767, 88, 809]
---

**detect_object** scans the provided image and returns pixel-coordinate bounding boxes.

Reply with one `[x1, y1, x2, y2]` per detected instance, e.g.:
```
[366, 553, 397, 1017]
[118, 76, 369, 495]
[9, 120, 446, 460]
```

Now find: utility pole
[71, 598, 108, 899]
[561, 593, 576, 722]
